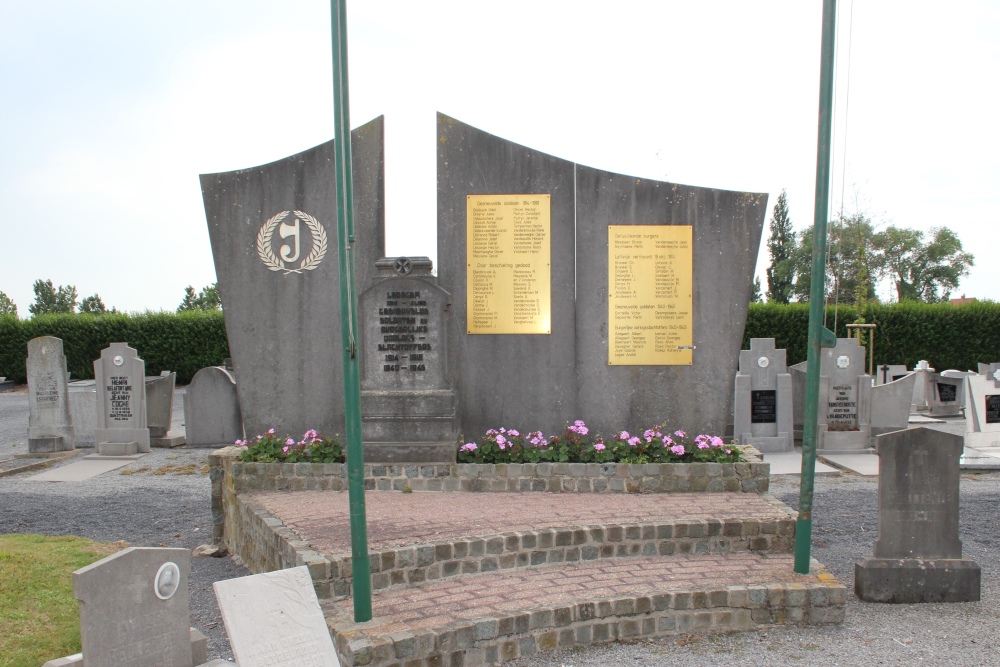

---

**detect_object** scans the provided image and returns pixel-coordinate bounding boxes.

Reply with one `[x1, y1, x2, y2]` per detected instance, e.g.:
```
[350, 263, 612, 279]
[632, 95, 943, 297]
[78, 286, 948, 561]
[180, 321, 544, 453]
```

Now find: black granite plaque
[986, 395, 1000, 424]
[892, 374, 907, 381]
[751, 390, 777, 424]
[937, 382, 958, 403]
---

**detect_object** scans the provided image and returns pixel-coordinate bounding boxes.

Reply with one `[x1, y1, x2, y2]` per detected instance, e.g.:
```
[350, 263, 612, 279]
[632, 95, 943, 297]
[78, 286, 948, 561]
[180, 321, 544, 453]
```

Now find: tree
[29, 279, 78, 316]
[750, 277, 763, 303]
[79, 294, 107, 314]
[791, 213, 882, 305]
[874, 226, 974, 302]
[0, 291, 16, 317]
[765, 190, 795, 304]
[177, 282, 222, 312]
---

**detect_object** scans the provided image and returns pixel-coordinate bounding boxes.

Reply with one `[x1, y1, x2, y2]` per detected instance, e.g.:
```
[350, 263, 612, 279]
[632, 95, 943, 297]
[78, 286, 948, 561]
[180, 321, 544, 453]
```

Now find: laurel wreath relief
[255, 210, 328, 274]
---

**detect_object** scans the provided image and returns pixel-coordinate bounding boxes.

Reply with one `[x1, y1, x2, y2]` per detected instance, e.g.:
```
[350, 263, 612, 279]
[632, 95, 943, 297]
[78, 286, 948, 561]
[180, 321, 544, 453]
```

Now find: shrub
[236, 428, 344, 463]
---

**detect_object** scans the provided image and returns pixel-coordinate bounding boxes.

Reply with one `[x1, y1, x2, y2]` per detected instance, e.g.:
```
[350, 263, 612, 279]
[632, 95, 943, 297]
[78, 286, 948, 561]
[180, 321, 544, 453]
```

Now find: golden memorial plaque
[466, 195, 551, 334]
[608, 225, 693, 365]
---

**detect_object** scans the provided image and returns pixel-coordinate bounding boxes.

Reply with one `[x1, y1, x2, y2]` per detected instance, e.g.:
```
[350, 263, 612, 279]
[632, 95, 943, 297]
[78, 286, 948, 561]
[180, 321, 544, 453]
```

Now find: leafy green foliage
[765, 190, 795, 304]
[751, 277, 763, 303]
[0, 291, 16, 317]
[78, 294, 107, 314]
[236, 429, 344, 463]
[875, 226, 973, 302]
[792, 214, 881, 305]
[28, 279, 78, 316]
[177, 282, 221, 312]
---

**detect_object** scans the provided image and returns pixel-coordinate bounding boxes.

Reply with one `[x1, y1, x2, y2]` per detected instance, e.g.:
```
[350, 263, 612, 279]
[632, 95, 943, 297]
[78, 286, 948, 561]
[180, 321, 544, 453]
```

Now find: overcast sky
[2, 0, 997, 314]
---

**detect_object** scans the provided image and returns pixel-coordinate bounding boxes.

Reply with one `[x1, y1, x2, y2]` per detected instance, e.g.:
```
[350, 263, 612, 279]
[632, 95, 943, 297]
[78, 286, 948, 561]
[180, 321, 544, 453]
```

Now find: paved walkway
[254, 491, 792, 554]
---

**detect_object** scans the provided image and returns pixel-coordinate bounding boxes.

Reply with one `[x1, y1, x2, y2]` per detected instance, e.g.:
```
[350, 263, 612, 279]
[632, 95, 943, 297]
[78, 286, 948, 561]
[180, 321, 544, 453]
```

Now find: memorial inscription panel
[987, 395, 1000, 424]
[607, 225, 693, 365]
[937, 382, 958, 403]
[828, 384, 859, 429]
[751, 390, 777, 423]
[466, 194, 551, 334]
[378, 290, 431, 373]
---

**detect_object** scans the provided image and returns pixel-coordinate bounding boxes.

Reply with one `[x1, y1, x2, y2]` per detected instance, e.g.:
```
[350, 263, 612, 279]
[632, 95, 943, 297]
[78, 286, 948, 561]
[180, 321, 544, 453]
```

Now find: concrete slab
[28, 456, 144, 482]
[909, 415, 945, 424]
[763, 451, 838, 475]
[960, 447, 1000, 470]
[820, 453, 880, 476]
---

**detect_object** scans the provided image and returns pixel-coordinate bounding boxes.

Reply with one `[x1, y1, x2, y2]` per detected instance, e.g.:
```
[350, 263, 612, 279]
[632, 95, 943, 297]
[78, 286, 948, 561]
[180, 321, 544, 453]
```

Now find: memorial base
[818, 428, 871, 454]
[29, 436, 71, 454]
[965, 432, 1000, 448]
[97, 441, 138, 457]
[95, 427, 150, 453]
[363, 441, 458, 464]
[42, 628, 212, 667]
[741, 434, 793, 453]
[152, 434, 187, 448]
[855, 558, 981, 603]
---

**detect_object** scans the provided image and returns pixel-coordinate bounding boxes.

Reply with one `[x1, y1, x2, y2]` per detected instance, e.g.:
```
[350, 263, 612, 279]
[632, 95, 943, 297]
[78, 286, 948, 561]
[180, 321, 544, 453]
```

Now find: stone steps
[326, 553, 845, 667]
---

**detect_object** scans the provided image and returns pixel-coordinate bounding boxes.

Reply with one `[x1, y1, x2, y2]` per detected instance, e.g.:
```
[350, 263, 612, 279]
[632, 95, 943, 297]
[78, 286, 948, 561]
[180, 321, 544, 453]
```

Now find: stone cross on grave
[733, 338, 793, 452]
[965, 363, 1000, 447]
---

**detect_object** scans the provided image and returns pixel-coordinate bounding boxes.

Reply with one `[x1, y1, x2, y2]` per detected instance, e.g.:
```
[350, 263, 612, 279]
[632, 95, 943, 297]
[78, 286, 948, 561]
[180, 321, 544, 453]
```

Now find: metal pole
[795, 0, 839, 575]
[330, 0, 372, 621]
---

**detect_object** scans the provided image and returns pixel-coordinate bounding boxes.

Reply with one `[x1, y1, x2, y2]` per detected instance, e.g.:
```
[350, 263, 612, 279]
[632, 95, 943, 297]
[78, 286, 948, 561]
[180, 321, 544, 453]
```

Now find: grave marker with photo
[93, 343, 149, 455]
[733, 338, 793, 452]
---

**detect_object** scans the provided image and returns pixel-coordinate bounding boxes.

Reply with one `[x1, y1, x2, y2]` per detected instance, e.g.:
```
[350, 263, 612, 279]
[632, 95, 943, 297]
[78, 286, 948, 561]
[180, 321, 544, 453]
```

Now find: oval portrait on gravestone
[255, 210, 328, 275]
[154, 562, 181, 600]
[757, 357, 769, 368]
[113, 355, 124, 366]
[836, 355, 850, 369]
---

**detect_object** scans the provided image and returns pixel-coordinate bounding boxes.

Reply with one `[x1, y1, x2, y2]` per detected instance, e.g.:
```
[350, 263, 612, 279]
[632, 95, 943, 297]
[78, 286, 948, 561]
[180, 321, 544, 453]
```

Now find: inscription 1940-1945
[986, 395, 1000, 424]
[107, 376, 133, 421]
[378, 291, 430, 373]
[751, 390, 777, 424]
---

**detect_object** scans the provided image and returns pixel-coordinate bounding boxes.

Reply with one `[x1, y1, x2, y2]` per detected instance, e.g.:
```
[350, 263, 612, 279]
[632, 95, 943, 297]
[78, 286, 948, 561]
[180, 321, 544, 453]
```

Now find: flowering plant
[457, 421, 742, 465]
[236, 428, 345, 463]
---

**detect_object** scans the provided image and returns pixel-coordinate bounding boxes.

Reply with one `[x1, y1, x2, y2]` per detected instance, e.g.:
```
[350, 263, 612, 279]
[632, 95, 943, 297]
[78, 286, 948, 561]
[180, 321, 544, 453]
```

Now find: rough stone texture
[214, 566, 339, 667]
[185, 367, 243, 448]
[574, 166, 767, 438]
[869, 372, 917, 441]
[360, 257, 457, 462]
[965, 372, 1000, 448]
[146, 371, 177, 438]
[733, 338, 792, 452]
[74, 547, 193, 667]
[855, 427, 980, 603]
[200, 116, 384, 440]
[436, 113, 577, 438]
[26, 336, 74, 452]
[94, 343, 150, 454]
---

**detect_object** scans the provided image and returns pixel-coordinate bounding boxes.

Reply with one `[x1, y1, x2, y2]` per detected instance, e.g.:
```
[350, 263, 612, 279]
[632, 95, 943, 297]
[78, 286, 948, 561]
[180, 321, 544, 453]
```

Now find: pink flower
[725, 448, 733, 455]
[619, 431, 630, 440]
[711, 436, 724, 448]
[594, 441, 606, 452]
[460, 442, 478, 452]
[282, 445, 289, 453]
[643, 429, 655, 443]
[697, 441, 710, 450]
[496, 435, 507, 448]
[568, 420, 589, 435]
[499, 427, 507, 434]
[663, 436, 674, 447]
[268, 428, 275, 434]
[285, 438, 295, 446]
[674, 430, 686, 438]
[628, 436, 640, 447]
[508, 429, 520, 437]
[486, 429, 498, 436]
[304, 429, 318, 441]
[670, 444, 685, 456]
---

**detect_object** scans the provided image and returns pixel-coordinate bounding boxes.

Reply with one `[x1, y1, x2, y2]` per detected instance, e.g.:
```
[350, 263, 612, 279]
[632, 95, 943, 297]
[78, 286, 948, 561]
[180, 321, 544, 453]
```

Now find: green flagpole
[330, 0, 372, 621]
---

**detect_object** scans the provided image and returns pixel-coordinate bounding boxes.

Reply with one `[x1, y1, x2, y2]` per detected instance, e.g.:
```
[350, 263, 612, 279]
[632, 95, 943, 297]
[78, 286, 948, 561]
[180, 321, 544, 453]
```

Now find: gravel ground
[3, 387, 999, 666]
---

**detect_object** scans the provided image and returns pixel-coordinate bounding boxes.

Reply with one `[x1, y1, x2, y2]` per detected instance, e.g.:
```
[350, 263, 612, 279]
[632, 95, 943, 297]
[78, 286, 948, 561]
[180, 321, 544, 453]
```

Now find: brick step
[326, 552, 845, 667]
[241, 491, 797, 599]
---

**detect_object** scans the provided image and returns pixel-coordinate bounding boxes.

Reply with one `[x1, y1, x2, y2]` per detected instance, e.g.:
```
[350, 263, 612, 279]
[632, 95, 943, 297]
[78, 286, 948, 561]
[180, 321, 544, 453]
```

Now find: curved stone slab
[200, 117, 384, 438]
[185, 366, 243, 447]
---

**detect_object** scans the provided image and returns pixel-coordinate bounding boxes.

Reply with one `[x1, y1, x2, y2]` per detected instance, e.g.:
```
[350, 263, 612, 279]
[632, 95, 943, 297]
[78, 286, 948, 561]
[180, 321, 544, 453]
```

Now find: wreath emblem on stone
[255, 210, 328, 274]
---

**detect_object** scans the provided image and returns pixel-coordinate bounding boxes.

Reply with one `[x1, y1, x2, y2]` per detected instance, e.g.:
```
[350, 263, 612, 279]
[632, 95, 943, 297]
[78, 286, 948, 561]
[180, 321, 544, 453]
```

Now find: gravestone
[978, 362, 998, 376]
[147, 371, 185, 447]
[43, 547, 209, 667]
[965, 364, 1000, 448]
[69, 381, 97, 447]
[360, 257, 457, 462]
[94, 343, 150, 455]
[26, 336, 75, 453]
[436, 113, 767, 437]
[911, 359, 935, 412]
[869, 373, 918, 442]
[926, 372, 964, 417]
[200, 117, 385, 440]
[184, 366, 243, 447]
[818, 338, 872, 452]
[733, 338, 792, 452]
[875, 364, 910, 386]
[214, 566, 340, 667]
[942, 369, 975, 415]
[855, 428, 981, 602]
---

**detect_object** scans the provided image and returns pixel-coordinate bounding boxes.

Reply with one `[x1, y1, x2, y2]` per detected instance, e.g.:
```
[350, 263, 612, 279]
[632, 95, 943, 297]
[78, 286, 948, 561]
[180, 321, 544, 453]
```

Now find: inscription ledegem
[378, 291, 430, 373]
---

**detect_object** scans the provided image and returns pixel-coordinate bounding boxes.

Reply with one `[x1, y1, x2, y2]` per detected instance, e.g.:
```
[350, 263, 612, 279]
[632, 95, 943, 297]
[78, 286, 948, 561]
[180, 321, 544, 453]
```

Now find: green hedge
[744, 301, 1000, 370]
[0, 311, 229, 384]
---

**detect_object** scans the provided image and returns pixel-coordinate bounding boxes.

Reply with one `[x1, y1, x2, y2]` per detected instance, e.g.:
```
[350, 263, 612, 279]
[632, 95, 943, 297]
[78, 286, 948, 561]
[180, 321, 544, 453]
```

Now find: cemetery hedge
[743, 301, 1000, 370]
[0, 311, 229, 384]
[0, 302, 996, 385]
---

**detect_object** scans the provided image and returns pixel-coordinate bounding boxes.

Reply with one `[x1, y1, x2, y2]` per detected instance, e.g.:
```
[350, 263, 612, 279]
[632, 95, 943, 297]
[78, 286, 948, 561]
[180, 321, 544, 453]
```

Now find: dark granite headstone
[359, 257, 457, 462]
[855, 427, 980, 603]
[200, 117, 384, 439]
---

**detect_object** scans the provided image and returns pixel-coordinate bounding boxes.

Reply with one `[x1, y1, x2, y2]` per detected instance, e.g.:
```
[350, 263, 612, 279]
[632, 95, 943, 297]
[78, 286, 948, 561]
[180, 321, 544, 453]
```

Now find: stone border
[0, 449, 80, 479]
[331, 569, 847, 667]
[216, 486, 797, 601]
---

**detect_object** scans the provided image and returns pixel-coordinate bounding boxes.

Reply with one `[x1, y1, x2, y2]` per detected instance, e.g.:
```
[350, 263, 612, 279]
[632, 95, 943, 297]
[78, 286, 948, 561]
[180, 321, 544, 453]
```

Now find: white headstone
[214, 566, 340, 667]
[818, 338, 872, 452]
[733, 338, 793, 452]
[26, 336, 75, 452]
[94, 343, 150, 455]
[965, 370, 1000, 448]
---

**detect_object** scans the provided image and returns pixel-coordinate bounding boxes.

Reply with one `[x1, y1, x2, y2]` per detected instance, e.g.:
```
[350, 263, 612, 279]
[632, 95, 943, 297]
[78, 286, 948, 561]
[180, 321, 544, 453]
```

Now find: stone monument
[733, 338, 793, 452]
[965, 363, 1000, 448]
[910, 359, 935, 412]
[147, 371, 185, 447]
[26, 336, 75, 453]
[200, 117, 385, 440]
[93, 343, 150, 456]
[184, 366, 243, 447]
[869, 373, 918, 442]
[360, 257, 457, 462]
[875, 364, 909, 386]
[214, 566, 340, 667]
[817, 339, 872, 452]
[855, 428, 981, 603]
[925, 372, 965, 417]
[43, 547, 209, 667]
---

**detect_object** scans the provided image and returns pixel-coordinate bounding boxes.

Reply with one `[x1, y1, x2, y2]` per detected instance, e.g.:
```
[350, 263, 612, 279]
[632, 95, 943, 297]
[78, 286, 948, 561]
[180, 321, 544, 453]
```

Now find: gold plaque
[608, 225, 693, 365]
[467, 195, 551, 334]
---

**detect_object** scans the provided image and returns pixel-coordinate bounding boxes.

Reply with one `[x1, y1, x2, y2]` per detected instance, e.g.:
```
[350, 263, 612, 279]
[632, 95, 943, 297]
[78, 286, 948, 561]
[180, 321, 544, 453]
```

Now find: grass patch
[0, 534, 125, 667]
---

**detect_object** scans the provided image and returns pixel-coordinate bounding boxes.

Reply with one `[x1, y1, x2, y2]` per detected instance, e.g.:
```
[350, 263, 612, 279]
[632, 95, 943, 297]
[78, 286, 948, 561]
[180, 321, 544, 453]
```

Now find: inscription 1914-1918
[378, 291, 430, 373]
[986, 395, 1000, 424]
[107, 376, 133, 421]
[937, 382, 958, 403]
[751, 390, 777, 424]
